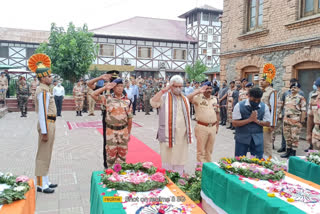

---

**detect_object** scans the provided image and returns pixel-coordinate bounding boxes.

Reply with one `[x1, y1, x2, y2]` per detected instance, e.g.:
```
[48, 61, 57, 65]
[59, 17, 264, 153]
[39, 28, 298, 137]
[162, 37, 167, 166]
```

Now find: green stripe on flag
[289, 156, 320, 185]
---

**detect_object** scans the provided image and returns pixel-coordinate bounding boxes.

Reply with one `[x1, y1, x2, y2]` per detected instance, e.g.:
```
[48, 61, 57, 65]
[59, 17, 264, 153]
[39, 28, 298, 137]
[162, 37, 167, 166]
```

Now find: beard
[172, 88, 182, 95]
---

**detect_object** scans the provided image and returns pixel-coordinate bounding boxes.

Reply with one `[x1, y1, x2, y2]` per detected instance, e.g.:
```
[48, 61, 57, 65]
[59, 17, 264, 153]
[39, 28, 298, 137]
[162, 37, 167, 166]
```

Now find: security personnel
[30, 76, 39, 106]
[226, 81, 235, 129]
[143, 83, 154, 115]
[92, 78, 133, 167]
[188, 81, 220, 162]
[73, 80, 84, 116]
[307, 77, 320, 150]
[239, 78, 248, 102]
[0, 72, 8, 104]
[87, 83, 96, 116]
[82, 80, 89, 113]
[137, 82, 145, 112]
[16, 77, 30, 117]
[28, 53, 58, 194]
[281, 82, 306, 158]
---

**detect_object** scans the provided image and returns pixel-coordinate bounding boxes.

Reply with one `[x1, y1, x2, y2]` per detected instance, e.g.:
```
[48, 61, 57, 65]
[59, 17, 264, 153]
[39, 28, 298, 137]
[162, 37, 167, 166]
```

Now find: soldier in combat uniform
[17, 76, 30, 117]
[0, 72, 8, 105]
[280, 82, 306, 158]
[30, 76, 39, 106]
[73, 80, 84, 116]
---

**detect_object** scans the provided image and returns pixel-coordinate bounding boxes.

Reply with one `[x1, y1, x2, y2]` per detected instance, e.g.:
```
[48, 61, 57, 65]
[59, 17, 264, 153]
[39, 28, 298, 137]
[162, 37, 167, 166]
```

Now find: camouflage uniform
[227, 88, 235, 124]
[238, 88, 248, 102]
[73, 85, 84, 112]
[0, 75, 8, 104]
[308, 91, 320, 150]
[105, 94, 133, 167]
[137, 86, 144, 112]
[17, 81, 30, 116]
[82, 84, 88, 113]
[283, 94, 306, 149]
[30, 79, 39, 105]
[87, 87, 96, 115]
[143, 87, 154, 114]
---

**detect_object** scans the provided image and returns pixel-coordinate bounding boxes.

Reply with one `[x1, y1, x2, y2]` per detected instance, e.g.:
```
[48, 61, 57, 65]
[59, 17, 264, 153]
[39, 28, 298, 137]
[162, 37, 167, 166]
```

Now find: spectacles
[172, 85, 182, 88]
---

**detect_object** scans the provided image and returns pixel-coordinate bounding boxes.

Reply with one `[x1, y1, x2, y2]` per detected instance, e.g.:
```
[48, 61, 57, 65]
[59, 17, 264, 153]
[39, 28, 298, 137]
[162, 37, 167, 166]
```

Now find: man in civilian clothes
[53, 81, 65, 117]
[218, 80, 228, 125]
[130, 79, 139, 115]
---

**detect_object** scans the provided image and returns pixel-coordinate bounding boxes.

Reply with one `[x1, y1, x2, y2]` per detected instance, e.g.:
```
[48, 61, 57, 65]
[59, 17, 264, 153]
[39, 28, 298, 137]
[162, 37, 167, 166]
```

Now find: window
[208, 29, 213, 34]
[188, 16, 192, 24]
[301, 0, 320, 17]
[26, 48, 36, 59]
[173, 49, 187, 60]
[0, 47, 8, 58]
[99, 44, 114, 56]
[208, 42, 212, 47]
[138, 47, 152, 58]
[203, 35, 208, 40]
[202, 49, 207, 54]
[207, 56, 212, 61]
[212, 49, 218, 54]
[202, 13, 209, 21]
[248, 0, 264, 31]
[193, 14, 198, 22]
[212, 36, 219, 42]
[211, 14, 219, 22]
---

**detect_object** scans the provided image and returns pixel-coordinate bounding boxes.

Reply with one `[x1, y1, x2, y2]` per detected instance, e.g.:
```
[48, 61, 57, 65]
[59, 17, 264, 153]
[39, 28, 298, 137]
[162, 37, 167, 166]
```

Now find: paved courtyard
[0, 110, 309, 214]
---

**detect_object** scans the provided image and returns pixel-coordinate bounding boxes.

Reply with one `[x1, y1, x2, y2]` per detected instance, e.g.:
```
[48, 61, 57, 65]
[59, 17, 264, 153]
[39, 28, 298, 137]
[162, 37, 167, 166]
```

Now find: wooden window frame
[248, 0, 264, 31]
[202, 12, 209, 21]
[99, 44, 115, 57]
[203, 34, 208, 41]
[173, 48, 187, 61]
[0, 47, 9, 58]
[301, 0, 320, 17]
[137, 46, 152, 59]
[202, 49, 207, 55]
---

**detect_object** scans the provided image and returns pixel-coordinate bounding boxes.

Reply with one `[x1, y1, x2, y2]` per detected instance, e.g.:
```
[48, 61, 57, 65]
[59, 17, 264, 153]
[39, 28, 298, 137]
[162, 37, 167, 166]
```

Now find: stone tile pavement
[0, 110, 310, 213]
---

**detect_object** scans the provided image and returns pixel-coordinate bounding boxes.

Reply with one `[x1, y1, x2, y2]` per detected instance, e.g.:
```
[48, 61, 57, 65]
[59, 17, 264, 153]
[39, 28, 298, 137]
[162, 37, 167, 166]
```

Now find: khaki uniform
[283, 94, 306, 149]
[0, 75, 8, 103]
[238, 88, 247, 102]
[87, 87, 96, 115]
[104, 94, 133, 167]
[82, 84, 88, 112]
[227, 88, 235, 124]
[30, 79, 39, 104]
[73, 85, 84, 111]
[261, 86, 278, 158]
[16, 82, 30, 115]
[308, 91, 320, 149]
[35, 83, 57, 188]
[193, 94, 219, 162]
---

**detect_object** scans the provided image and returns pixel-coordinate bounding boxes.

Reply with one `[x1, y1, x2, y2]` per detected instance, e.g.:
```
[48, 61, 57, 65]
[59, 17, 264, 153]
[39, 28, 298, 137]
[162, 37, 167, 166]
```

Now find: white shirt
[53, 85, 65, 97]
[232, 99, 271, 122]
[124, 87, 134, 102]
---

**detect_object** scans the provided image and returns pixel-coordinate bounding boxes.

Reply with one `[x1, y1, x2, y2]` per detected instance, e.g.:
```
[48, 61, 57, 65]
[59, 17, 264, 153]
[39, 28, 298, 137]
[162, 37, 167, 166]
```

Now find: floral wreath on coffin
[0, 172, 30, 204]
[101, 162, 168, 192]
[307, 150, 320, 166]
[219, 156, 286, 181]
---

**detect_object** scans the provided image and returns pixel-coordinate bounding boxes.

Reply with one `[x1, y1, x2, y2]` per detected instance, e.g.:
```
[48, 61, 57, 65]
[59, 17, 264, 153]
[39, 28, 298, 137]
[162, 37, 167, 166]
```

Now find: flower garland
[101, 163, 168, 192]
[219, 156, 285, 181]
[0, 172, 30, 204]
[307, 150, 320, 165]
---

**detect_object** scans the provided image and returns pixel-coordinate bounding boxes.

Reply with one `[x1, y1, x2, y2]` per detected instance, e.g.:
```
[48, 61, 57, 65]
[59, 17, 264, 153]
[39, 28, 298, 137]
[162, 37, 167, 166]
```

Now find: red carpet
[97, 128, 161, 168]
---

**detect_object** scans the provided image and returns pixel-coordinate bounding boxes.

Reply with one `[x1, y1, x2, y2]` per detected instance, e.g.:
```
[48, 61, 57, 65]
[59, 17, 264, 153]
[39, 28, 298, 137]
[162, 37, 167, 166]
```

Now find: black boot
[227, 125, 232, 129]
[24, 107, 27, 117]
[277, 147, 286, 153]
[280, 148, 292, 158]
[291, 149, 296, 157]
[231, 126, 235, 130]
[76, 111, 79, 116]
[20, 108, 24, 117]
[80, 111, 82, 116]
[304, 144, 313, 152]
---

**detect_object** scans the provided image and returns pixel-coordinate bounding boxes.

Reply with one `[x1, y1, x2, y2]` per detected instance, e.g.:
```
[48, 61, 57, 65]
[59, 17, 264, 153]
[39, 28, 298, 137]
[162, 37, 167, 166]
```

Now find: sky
[0, 0, 223, 31]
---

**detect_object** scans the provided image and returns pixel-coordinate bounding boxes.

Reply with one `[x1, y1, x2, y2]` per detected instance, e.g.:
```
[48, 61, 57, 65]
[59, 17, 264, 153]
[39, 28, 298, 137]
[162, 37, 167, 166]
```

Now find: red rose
[158, 209, 165, 214]
[105, 169, 114, 175]
[156, 168, 166, 175]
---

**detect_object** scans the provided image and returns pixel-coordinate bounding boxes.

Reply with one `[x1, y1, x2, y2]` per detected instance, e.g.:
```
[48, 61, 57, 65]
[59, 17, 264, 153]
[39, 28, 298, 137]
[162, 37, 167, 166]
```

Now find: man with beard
[150, 75, 193, 175]
[188, 81, 220, 162]
[232, 87, 271, 158]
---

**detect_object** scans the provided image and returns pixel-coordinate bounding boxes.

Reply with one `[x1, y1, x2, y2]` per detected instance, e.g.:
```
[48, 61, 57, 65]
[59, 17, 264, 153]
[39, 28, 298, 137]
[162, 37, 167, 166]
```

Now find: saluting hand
[104, 82, 116, 90]
[161, 83, 173, 93]
[101, 74, 111, 81]
[198, 85, 208, 94]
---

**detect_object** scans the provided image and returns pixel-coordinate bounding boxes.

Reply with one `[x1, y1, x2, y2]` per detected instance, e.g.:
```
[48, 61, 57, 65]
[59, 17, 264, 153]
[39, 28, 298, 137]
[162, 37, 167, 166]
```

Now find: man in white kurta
[150, 75, 193, 174]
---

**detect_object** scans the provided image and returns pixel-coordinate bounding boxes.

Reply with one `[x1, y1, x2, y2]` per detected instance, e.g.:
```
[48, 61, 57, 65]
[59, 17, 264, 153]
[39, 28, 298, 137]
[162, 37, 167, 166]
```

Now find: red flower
[113, 164, 122, 173]
[105, 169, 114, 175]
[156, 168, 166, 175]
[195, 168, 202, 172]
[158, 209, 165, 214]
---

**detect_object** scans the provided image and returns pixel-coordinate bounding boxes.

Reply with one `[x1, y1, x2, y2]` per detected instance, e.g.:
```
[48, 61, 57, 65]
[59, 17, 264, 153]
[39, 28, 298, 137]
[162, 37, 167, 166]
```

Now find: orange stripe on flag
[284, 172, 320, 190]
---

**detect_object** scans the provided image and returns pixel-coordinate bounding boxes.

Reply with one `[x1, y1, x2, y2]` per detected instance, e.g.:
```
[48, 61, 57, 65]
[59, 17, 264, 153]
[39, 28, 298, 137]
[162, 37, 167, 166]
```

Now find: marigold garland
[28, 53, 51, 72]
[263, 63, 276, 83]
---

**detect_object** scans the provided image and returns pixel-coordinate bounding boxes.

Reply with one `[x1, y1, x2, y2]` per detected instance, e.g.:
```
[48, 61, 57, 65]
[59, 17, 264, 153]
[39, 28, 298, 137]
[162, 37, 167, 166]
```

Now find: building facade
[220, 0, 320, 96]
[0, 5, 222, 79]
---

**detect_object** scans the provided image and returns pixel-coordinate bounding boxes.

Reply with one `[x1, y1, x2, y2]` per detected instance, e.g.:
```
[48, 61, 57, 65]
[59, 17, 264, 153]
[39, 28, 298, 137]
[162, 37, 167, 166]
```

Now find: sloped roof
[178, 4, 223, 18]
[204, 65, 220, 74]
[91, 17, 197, 43]
[0, 27, 49, 44]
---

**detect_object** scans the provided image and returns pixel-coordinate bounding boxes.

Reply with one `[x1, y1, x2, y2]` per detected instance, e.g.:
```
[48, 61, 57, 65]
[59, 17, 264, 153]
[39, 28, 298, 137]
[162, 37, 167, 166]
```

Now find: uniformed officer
[0, 72, 8, 104]
[28, 53, 58, 194]
[226, 81, 235, 129]
[82, 80, 89, 113]
[30, 76, 39, 106]
[73, 80, 84, 116]
[92, 78, 133, 167]
[307, 77, 320, 150]
[16, 77, 30, 117]
[239, 78, 248, 102]
[260, 74, 277, 158]
[143, 83, 154, 115]
[188, 81, 220, 162]
[280, 82, 306, 158]
[137, 82, 144, 112]
[87, 83, 96, 116]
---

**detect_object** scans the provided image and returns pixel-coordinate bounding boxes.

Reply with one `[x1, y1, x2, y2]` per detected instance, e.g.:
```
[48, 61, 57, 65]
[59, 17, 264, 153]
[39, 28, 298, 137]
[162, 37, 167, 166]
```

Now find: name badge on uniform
[312, 105, 318, 110]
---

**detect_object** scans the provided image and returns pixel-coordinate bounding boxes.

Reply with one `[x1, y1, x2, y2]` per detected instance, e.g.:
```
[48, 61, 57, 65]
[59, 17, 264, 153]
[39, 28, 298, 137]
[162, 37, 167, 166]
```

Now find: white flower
[13, 186, 25, 192]
[0, 172, 3, 177]
[4, 172, 13, 178]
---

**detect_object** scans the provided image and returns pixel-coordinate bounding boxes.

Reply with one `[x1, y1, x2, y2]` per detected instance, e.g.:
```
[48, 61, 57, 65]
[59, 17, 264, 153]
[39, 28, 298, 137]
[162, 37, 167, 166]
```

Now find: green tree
[36, 23, 98, 83]
[185, 60, 207, 82]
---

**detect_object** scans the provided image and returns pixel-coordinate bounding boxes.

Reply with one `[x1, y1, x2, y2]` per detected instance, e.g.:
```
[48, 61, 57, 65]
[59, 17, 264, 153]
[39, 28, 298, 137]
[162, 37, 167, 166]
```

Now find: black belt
[285, 115, 299, 118]
[48, 116, 56, 121]
[106, 124, 127, 130]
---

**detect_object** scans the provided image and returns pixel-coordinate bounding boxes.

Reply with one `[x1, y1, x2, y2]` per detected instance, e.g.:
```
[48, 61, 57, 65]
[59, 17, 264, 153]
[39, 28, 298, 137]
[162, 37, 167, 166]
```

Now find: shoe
[277, 147, 286, 153]
[304, 144, 313, 152]
[37, 187, 55, 194]
[219, 121, 223, 125]
[280, 148, 292, 158]
[76, 111, 79, 116]
[49, 184, 58, 188]
[222, 122, 226, 126]
[227, 125, 232, 129]
[80, 111, 82, 116]
[231, 127, 235, 130]
[291, 149, 296, 156]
